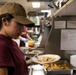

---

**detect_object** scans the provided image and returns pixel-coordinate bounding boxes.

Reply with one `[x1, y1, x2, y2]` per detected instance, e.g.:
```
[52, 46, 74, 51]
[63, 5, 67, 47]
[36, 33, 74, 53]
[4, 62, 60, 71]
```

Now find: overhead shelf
[54, 0, 76, 17]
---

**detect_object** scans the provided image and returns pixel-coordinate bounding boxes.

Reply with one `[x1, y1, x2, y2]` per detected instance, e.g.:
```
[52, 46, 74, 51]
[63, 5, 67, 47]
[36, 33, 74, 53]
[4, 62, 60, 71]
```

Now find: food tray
[46, 60, 74, 74]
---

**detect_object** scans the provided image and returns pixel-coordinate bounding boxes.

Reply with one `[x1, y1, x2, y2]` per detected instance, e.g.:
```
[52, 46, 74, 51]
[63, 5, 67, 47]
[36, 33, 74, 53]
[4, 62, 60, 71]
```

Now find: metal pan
[45, 60, 74, 74]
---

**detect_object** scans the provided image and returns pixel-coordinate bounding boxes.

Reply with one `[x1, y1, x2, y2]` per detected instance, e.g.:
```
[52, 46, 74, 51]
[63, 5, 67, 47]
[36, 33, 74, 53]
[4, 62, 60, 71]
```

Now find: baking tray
[45, 60, 74, 74]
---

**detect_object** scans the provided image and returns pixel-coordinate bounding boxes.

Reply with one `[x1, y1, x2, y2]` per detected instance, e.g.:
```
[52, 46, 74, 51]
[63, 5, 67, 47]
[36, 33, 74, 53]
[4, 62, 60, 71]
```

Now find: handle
[29, 66, 33, 75]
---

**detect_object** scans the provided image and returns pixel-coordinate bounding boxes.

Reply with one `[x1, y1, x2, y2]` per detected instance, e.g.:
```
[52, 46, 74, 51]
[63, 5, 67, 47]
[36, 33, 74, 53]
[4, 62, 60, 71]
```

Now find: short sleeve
[0, 42, 15, 74]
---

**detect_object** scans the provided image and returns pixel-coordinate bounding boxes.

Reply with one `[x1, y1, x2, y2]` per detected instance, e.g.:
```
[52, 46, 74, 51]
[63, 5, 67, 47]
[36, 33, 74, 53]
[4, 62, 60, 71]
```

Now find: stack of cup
[70, 55, 76, 67]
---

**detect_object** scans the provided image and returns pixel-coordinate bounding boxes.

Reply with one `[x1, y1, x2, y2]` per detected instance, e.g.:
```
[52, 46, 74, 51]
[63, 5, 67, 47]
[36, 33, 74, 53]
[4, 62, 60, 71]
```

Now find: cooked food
[28, 50, 39, 54]
[32, 54, 60, 64]
[44, 63, 70, 70]
[44, 64, 49, 68]
[38, 57, 56, 62]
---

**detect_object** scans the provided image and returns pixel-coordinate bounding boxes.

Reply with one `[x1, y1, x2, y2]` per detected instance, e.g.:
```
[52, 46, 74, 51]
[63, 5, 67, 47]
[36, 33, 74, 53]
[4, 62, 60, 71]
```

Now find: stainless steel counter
[47, 70, 76, 75]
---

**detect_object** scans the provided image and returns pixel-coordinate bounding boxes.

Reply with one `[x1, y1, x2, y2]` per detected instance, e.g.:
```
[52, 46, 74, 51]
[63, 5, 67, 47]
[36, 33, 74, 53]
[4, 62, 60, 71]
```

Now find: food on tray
[44, 64, 49, 68]
[26, 50, 43, 54]
[28, 50, 39, 54]
[28, 41, 34, 47]
[44, 63, 70, 70]
[38, 57, 56, 62]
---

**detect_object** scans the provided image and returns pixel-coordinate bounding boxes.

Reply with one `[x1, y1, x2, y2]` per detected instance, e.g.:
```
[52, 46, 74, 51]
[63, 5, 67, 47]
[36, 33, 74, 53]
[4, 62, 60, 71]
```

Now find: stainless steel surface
[44, 28, 65, 59]
[43, 26, 76, 60]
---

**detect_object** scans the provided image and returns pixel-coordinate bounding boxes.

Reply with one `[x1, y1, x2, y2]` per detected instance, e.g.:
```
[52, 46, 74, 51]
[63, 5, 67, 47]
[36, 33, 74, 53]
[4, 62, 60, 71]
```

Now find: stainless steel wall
[40, 26, 76, 60]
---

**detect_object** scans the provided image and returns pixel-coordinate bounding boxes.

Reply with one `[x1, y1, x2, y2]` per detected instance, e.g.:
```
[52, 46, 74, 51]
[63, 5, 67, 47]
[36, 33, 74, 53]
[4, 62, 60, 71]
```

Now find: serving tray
[45, 59, 74, 75]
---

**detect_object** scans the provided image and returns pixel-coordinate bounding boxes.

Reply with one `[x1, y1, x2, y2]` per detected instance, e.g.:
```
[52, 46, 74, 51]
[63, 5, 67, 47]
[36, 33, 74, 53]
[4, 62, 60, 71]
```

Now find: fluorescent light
[32, 2, 40, 8]
[41, 10, 51, 14]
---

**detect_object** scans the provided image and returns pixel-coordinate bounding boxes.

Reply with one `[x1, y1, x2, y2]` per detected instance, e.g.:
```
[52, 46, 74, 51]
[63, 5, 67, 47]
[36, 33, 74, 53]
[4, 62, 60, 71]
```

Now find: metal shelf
[54, 0, 76, 17]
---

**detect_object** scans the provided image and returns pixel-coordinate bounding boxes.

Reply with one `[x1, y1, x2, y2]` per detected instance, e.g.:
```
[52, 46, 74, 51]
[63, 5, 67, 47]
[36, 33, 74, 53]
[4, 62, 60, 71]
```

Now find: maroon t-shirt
[0, 34, 29, 75]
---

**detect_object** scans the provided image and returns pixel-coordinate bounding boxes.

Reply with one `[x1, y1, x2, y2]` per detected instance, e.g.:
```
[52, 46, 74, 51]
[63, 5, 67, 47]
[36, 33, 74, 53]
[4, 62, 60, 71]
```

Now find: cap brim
[13, 15, 35, 27]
